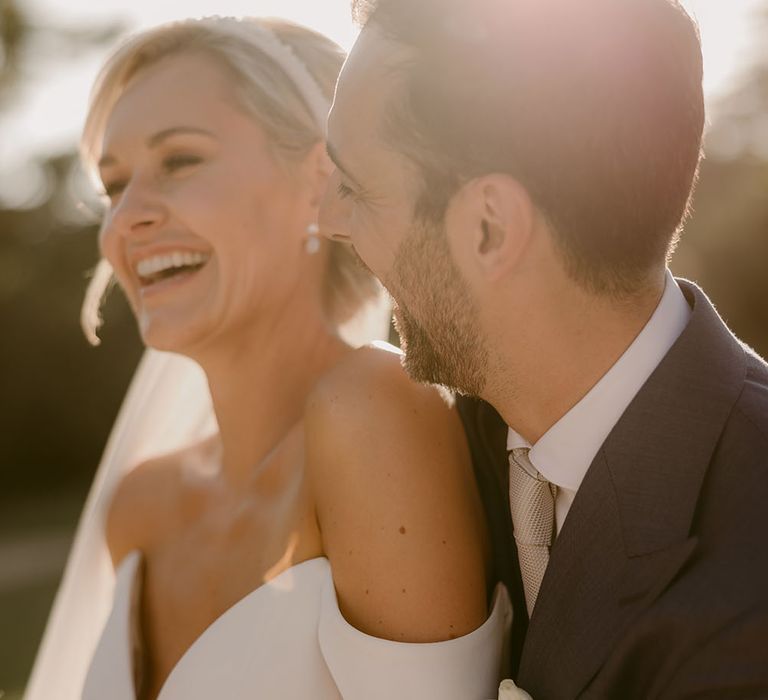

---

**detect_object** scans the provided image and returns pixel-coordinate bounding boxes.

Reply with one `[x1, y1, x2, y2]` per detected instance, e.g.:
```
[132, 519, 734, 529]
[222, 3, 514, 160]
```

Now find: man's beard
[389, 218, 488, 396]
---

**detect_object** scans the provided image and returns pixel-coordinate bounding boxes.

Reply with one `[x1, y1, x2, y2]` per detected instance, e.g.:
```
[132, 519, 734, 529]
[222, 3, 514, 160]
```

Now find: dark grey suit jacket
[459, 280, 768, 699]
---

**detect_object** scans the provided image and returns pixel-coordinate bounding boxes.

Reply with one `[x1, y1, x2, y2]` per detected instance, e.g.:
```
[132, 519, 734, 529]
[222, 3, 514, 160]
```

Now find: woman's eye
[337, 182, 356, 200]
[163, 154, 203, 172]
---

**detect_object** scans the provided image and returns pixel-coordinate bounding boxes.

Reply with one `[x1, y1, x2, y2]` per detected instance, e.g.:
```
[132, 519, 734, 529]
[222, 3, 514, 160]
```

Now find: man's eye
[337, 182, 356, 200]
[163, 154, 203, 172]
[103, 181, 126, 200]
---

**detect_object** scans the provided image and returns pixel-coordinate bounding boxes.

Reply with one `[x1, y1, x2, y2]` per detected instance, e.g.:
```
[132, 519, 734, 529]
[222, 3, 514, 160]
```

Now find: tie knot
[508, 448, 556, 547]
[509, 448, 545, 482]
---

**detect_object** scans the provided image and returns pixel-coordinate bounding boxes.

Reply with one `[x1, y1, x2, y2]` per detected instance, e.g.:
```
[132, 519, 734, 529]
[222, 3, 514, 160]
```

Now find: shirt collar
[506, 270, 691, 492]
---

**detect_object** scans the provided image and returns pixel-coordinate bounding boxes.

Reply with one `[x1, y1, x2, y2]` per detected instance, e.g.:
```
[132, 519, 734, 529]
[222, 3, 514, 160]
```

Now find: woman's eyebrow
[147, 126, 217, 148]
[98, 127, 217, 169]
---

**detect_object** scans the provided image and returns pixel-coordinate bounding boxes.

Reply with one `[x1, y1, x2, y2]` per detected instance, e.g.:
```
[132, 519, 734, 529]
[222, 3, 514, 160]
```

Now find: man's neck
[485, 278, 665, 444]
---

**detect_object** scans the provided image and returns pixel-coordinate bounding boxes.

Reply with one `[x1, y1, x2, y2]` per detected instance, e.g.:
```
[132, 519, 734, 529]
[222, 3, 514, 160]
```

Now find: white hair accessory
[199, 16, 331, 133]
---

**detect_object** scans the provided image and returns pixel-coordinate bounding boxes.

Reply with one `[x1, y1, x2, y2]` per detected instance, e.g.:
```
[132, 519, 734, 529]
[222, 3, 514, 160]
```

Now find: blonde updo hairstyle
[80, 17, 379, 345]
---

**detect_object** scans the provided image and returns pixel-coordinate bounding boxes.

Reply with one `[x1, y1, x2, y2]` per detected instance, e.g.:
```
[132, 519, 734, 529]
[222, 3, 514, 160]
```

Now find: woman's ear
[304, 140, 334, 209]
[454, 174, 536, 283]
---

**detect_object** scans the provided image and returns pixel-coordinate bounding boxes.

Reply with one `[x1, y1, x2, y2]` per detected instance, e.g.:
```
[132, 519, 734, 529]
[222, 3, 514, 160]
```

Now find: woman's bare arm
[305, 345, 489, 643]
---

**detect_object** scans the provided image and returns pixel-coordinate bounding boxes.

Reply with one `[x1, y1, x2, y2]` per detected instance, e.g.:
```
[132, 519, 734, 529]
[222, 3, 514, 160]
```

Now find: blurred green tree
[0, 0, 24, 104]
[0, 1, 141, 499]
[706, 2, 768, 160]
[1, 7, 141, 697]
[672, 0, 768, 358]
[1, 0, 122, 106]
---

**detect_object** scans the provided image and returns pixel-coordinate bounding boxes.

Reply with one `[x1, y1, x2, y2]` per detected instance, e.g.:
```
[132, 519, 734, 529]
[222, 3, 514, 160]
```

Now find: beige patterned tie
[508, 447, 556, 617]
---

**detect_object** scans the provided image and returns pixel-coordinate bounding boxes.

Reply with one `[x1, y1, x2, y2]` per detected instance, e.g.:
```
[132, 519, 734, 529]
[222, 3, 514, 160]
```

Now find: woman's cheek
[168, 177, 227, 234]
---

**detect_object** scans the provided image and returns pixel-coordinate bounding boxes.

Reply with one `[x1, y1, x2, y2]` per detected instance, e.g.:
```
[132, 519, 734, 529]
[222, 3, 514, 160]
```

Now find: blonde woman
[26, 17, 510, 700]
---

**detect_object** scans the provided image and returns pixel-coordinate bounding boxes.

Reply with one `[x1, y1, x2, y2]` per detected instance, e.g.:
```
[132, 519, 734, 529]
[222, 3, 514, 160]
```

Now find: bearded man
[319, 0, 768, 697]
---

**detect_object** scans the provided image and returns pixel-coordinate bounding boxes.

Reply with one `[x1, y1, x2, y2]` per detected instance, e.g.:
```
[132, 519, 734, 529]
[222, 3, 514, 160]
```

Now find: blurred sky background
[1, 1, 767, 698]
[0, 0, 765, 195]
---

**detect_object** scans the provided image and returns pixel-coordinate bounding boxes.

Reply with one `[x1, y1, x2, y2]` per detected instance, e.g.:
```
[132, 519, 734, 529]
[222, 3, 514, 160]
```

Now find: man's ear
[453, 174, 536, 282]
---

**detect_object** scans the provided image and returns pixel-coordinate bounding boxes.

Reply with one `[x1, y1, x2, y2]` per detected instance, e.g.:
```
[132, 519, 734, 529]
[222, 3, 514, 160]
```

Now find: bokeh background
[1, 0, 766, 697]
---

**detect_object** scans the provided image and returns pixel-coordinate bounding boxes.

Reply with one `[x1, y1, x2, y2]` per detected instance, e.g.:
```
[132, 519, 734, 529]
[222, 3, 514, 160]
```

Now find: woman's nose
[105, 179, 165, 240]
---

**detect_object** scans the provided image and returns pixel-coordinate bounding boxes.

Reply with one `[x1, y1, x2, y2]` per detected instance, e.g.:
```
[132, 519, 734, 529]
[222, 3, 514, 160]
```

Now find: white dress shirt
[507, 270, 692, 534]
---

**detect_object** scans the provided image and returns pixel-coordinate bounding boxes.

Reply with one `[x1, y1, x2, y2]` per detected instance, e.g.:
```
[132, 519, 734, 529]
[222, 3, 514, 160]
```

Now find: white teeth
[135, 251, 209, 278]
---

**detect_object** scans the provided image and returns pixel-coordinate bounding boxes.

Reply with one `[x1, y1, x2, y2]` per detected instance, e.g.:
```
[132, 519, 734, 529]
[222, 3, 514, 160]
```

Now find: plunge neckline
[117, 551, 329, 699]
[86, 550, 512, 700]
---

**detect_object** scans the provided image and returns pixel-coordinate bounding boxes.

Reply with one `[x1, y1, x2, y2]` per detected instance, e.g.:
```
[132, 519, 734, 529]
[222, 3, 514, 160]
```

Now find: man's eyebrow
[98, 154, 116, 169]
[98, 127, 216, 169]
[326, 142, 365, 191]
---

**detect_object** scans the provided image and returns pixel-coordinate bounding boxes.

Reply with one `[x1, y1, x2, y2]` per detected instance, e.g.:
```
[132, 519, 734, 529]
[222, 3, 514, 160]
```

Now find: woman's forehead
[100, 54, 248, 154]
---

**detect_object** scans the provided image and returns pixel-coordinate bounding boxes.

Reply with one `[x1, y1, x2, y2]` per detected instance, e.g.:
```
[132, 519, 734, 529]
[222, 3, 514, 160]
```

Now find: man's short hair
[352, 0, 705, 295]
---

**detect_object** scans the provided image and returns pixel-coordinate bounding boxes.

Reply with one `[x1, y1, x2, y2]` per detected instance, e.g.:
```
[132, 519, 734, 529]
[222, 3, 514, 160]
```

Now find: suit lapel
[517, 281, 748, 698]
[518, 450, 698, 698]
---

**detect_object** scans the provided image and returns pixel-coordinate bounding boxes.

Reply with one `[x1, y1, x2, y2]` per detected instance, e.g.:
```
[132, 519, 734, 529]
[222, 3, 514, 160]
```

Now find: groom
[320, 0, 768, 696]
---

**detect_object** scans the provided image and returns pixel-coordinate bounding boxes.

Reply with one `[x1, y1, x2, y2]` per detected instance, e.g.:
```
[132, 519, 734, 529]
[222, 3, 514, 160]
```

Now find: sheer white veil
[24, 296, 391, 700]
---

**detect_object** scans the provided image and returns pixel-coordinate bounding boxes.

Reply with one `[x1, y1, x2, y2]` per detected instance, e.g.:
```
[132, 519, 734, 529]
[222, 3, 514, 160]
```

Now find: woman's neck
[190, 312, 350, 489]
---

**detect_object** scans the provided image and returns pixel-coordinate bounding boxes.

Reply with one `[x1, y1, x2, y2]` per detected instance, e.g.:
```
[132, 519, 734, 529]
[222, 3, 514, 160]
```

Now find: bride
[26, 16, 510, 700]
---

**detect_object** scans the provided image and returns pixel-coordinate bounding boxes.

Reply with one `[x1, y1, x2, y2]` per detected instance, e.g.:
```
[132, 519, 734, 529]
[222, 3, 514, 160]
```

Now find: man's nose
[318, 170, 352, 242]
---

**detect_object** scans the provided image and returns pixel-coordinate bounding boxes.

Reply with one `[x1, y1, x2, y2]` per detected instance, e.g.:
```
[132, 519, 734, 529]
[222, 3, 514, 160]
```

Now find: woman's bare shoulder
[307, 342, 456, 429]
[304, 343, 488, 643]
[105, 435, 219, 567]
[305, 343, 468, 487]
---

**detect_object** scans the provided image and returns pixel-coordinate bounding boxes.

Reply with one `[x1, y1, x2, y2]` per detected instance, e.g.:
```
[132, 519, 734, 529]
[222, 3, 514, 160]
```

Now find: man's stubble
[389, 218, 489, 396]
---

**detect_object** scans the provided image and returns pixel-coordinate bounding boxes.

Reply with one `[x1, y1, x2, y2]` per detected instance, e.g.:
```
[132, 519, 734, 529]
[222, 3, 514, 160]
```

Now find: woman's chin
[138, 312, 208, 356]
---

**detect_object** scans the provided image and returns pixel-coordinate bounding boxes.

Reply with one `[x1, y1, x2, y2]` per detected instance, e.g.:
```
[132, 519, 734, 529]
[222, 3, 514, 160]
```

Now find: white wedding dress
[83, 552, 512, 700]
[26, 297, 512, 700]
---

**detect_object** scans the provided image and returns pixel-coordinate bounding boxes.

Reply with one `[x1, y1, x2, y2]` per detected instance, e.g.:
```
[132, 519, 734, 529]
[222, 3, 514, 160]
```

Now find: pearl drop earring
[305, 223, 321, 255]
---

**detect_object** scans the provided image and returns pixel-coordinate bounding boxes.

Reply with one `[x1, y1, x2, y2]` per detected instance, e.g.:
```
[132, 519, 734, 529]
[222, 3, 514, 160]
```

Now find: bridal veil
[24, 297, 390, 700]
